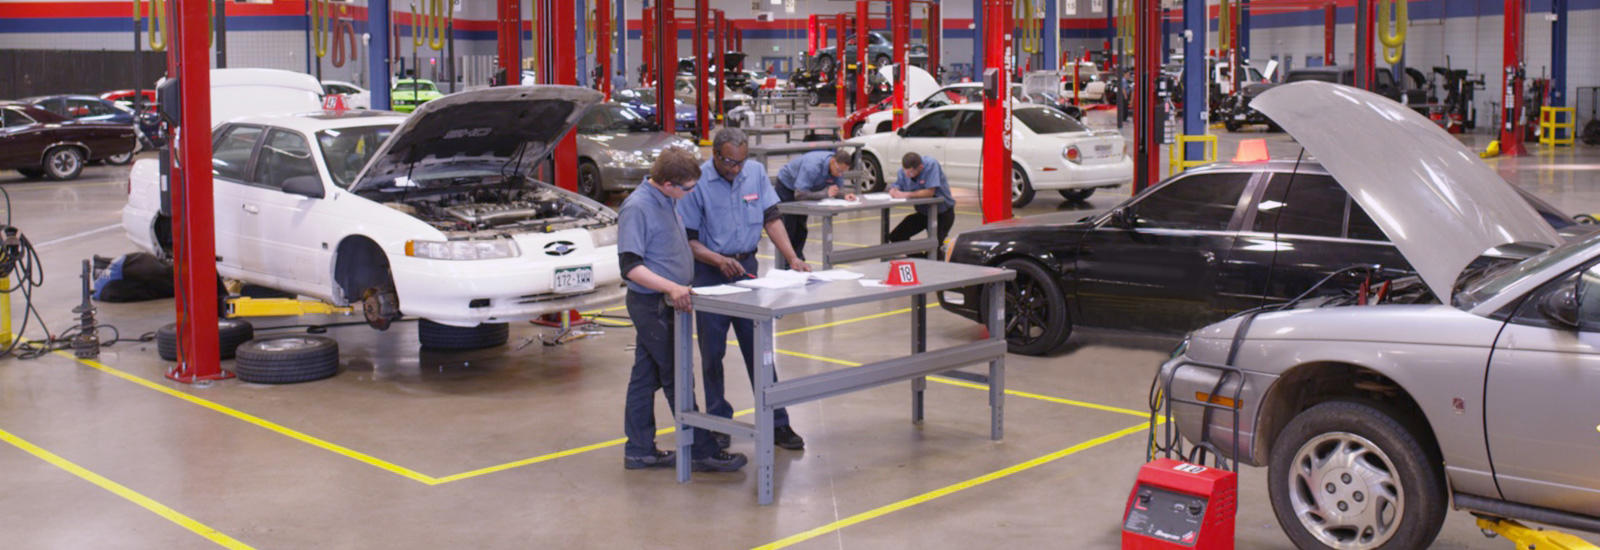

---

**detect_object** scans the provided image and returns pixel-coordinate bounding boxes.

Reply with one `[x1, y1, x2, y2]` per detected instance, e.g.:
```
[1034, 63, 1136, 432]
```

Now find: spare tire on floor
[232, 335, 340, 384]
[418, 320, 509, 351]
[156, 319, 254, 361]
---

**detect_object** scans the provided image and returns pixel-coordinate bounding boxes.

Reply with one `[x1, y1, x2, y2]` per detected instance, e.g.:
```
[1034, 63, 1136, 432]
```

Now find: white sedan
[848, 104, 1132, 207]
[320, 80, 371, 109]
[124, 79, 624, 349]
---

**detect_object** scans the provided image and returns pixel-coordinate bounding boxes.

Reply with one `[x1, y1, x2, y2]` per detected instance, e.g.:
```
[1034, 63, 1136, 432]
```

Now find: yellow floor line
[752, 421, 1155, 550]
[52, 351, 440, 485]
[0, 426, 255, 549]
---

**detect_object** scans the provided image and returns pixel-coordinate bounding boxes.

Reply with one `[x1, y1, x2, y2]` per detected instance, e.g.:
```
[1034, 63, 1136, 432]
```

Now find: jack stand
[1478, 517, 1600, 550]
[532, 310, 599, 346]
[71, 260, 99, 359]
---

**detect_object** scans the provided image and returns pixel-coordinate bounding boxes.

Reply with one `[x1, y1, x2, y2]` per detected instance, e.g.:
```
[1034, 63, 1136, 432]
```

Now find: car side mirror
[1111, 208, 1136, 228]
[1539, 279, 1582, 329]
[895, 127, 906, 137]
[282, 175, 325, 199]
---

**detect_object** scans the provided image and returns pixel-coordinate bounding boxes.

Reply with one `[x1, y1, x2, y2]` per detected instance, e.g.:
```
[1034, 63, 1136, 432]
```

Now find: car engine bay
[379, 178, 616, 236]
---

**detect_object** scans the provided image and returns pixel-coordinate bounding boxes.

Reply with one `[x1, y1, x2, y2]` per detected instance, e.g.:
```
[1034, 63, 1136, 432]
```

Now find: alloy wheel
[1004, 273, 1048, 345]
[1288, 432, 1404, 549]
[1011, 167, 1025, 200]
[49, 149, 80, 178]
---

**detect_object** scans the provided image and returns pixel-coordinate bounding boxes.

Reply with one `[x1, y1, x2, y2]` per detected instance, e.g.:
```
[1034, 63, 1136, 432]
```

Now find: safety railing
[1540, 106, 1577, 146]
[1168, 134, 1218, 175]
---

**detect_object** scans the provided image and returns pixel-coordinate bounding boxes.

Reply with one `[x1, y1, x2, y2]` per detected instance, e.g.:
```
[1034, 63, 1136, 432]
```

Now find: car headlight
[1169, 337, 1190, 359]
[590, 224, 619, 247]
[405, 238, 520, 260]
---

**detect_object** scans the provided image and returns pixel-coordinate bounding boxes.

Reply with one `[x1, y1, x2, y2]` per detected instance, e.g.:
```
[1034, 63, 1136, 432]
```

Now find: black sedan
[941, 160, 1582, 355]
[1, 102, 137, 181]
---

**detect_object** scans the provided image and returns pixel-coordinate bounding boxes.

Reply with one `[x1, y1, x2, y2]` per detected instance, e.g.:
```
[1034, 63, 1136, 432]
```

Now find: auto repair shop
[1, 0, 1599, 548]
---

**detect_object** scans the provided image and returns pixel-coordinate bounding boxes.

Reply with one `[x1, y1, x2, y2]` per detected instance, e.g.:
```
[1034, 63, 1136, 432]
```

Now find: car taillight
[1063, 145, 1082, 164]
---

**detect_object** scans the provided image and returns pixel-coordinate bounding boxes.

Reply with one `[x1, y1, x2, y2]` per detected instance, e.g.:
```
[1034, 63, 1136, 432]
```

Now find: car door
[941, 110, 984, 186]
[208, 124, 265, 278]
[243, 128, 328, 291]
[0, 108, 42, 168]
[1074, 171, 1253, 333]
[1225, 171, 1412, 315]
[893, 109, 958, 177]
[1484, 263, 1600, 517]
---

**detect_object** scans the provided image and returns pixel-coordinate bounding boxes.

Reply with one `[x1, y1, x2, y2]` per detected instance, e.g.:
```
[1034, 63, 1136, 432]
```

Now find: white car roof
[222, 111, 409, 133]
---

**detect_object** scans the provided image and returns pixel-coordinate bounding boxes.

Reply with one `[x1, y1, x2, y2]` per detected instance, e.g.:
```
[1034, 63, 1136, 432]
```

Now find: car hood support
[1251, 81, 1561, 301]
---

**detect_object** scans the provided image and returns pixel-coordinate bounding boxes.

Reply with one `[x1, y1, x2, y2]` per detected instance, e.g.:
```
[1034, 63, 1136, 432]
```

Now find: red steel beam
[1135, 0, 1162, 193]
[855, 0, 868, 112]
[1500, 0, 1526, 155]
[642, 6, 654, 85]
[498, 0, 520, 85]
[980, 0, 1014, 223]
[694, 0, 709, 144]
[167, 0, 225, 383]
[1324, 3, 1335, 64]
[654, 0, 675, 132]
[597, 0, 611, 100]
[926, 1, 940, 75]
[891, 0, 909, 129]
[808, 14, 819, 56]
[835, 14, 848, 116]
[547, 0, 578, 190]
[715, 9, 725, 128]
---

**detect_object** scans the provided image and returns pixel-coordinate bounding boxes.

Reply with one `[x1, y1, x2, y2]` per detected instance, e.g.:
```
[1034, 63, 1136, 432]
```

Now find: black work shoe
[774, 426, 805, 450]
[692, 450, 748, 472]
[623, 449, 676, 470]
[713, 432, 731, 450]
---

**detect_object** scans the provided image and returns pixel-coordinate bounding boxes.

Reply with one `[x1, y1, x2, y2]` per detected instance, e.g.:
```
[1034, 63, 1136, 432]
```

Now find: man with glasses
[775, 149, 856, 263]
[678, 128, 810, 452]
[619, 148, 748, 473]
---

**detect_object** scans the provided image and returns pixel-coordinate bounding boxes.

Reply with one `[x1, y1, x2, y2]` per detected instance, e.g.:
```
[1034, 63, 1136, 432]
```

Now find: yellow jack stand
[225, 296, 354, 318]
[1478, 517, 1600, 550]
[0, 276, 11, 348]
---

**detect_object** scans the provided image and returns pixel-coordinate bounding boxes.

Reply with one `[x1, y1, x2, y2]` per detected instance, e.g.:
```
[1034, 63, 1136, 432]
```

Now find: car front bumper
[389, 246, 625, 327]
[598, 164, 650, 193]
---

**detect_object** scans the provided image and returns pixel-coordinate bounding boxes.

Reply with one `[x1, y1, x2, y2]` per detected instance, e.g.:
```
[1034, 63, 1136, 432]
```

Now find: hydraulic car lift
[165, 0, 226, 383]
[979, 0, 1013, 223]
[1478, 517, 1600, 550]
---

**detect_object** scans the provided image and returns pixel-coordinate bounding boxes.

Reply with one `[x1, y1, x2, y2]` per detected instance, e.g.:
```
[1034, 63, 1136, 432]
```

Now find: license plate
[1094, 144, 1113, 156]
[553, 266, 595, 294]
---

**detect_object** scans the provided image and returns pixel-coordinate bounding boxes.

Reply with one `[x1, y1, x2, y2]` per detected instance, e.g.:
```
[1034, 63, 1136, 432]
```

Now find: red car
[100, 89, 158, 113]
[841, 100, 890, 138]
[1, 102, 137, 181]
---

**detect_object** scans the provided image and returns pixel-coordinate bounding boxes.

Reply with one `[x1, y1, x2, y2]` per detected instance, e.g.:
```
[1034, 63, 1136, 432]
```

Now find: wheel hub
[257, 337, 317, 352]
[1289, 432, 1403, 549]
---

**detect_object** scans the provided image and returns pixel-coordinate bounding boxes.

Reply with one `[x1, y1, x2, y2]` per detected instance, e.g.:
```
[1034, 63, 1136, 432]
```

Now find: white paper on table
[857, 279, 889, 288]
[860, 192, 906, 203]
[692, 284, 754, 296]
[733, 269, 812, 290]
[808, 269, 864, 282]
[816, 198, 860, 207]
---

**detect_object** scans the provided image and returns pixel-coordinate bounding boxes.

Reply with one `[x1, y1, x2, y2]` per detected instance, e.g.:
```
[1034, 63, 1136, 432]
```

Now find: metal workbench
[743, 124, 840, 144]
[748, 109, 813, 126]
[749, 140, 859, 169]
[776, 196, 945, 269]
[673, 259, 1014, 505]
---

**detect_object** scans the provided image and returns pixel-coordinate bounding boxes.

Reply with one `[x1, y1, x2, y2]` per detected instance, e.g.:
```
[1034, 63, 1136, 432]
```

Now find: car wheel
[233, 335, 340, 384]
[808, 90, 823, 107]
[858, 152, 886, 193]
[418, 319, 509, 351]
[1011, 163, 1035, 208]
[105, 147, 136, 166]
[43, 147, 85, 181]
[1225, 118, 1243, 132]
[16, 168, 44, 179]
[996, 258, 1070, 356]
[1268, 401, 1447, 550]
[155, 318, 254, 362]
[816, 55, 835, 74]
[577, 161, 606, 202]
[874, 54, 891, 67]
[1058, 188, 1095, 202]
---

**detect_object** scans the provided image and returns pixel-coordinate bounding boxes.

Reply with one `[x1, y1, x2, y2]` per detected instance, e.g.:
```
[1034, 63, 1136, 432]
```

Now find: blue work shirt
[892, 155, 955, 213]
[617, 181, 693, 294]
[775, 150, 839, 193]
[678, 159, 778, 256]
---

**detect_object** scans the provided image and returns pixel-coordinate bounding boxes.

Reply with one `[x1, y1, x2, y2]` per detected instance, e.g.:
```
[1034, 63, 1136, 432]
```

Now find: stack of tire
[155, 319, 339, 384]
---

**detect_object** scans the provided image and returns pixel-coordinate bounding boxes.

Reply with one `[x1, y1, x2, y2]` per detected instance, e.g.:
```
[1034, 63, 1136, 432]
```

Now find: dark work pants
[774, 183, 807, 262]
[888, 207, 956, 257]
[624, 290, 718, 459]
[692, 255, 792, 428]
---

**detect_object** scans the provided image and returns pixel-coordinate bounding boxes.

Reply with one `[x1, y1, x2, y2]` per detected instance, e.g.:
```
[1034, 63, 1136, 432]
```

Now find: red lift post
[654, 0, 675, 131]
[923, 1, 940, 74]
[1324, 2, 1336, 65]
[808, 14, 819, 56]
[714, 9, 725, 130]
[1134, 0, 1161, 193]
[1355, 0, 1375, 89]
[642, 6, 654, 85]
[980, 0, 1014, 223]
[836, 14, 849, 116]
[1500, 0, 1526, 155]
[168, 0, 225, 383]
[497, 0, 520, 85]
[855, 1, 869, 112]
[891, 0, 909, 129]
[532, 0, 578, 191]
[597, 0, 611, 100]
[693, 1, 709, 145]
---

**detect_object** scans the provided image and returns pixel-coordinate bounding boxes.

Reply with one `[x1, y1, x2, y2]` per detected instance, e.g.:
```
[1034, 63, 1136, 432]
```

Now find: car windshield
[394, 82, 436, 93]
[1014, 107, 1089, 134]
[316, 125, 397, 188]
[1455, 231, 1600, 309]
[621, 89, 656, 103]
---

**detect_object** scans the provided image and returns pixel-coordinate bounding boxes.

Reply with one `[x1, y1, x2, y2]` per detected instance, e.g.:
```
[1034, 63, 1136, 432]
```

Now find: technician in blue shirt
[774, 149, 856, 261]
[617, 148, 747, 473]
[887, 152, 956, 257]
[678, 128, 809, 451]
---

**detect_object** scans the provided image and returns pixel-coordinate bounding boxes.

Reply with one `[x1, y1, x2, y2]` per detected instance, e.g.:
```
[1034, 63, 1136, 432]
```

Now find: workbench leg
[880, 210, 891, 247]
[755, 319, 776, 505]
[911, 293, 928, 424]
[821, 215, 835, 270]
[985, 282, 1006, 440]
[927, 207, 941, 260]
[675, 309, 694, 482]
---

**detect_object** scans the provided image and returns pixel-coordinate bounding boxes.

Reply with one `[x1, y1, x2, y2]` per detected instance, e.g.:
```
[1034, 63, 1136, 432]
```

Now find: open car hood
[877, 64, 939, 104]
[349, 86, 601, 194]
[1251, 81, 1561, 302]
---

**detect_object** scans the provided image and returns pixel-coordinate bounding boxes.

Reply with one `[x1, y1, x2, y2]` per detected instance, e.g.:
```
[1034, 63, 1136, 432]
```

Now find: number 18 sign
[886, 260, 920, 286]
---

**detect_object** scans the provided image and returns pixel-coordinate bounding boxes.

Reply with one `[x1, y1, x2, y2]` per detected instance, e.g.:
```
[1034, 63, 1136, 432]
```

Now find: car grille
[515, 289, 597, 305]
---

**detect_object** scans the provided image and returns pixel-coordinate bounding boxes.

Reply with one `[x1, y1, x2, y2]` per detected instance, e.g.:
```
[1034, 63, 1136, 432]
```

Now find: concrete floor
[1, 111, 1597, 549]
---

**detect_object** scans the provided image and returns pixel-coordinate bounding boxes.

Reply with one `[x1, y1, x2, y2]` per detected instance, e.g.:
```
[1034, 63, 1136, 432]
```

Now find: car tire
[1011, 163, 1035, 208]
[233, 335, 340, 384]
[995, 258, 1070, 356]
[1058, 188, 1095, 202]
[816, 54, 835, 74]
[418, 319, 509, 351]
[105, 148, 135, 166]
[1225, 118, 1243, 132]
[858, 152, 886, 193]
[155, 318, 255, 362]
[1268, 401, 1447, 550]
[43, 147, 85, 181]
[874, 54, 891, 67]
[577, 161, 606, 202]
[16, 168, 44, 179]
[808, 90, 823, 107]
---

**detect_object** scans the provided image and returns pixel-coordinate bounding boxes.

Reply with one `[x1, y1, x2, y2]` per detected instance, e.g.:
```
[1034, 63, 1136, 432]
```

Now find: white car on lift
[123, 70, 624, 350]
[847, 103, 1132, 207]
